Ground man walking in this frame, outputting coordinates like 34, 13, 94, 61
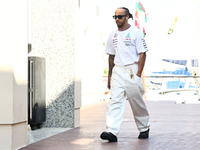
100, 7, 150, 142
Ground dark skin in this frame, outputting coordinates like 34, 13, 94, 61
107, 55, 115, 89
107, 9, 146, 89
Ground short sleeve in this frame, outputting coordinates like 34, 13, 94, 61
105, 33, 115, 55
136, 30, 148, 54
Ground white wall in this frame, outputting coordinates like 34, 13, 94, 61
0, 0, 28, 149
80, 0, 106, 106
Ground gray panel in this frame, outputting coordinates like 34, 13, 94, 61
28, 56, 46, 126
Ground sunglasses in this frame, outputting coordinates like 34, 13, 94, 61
113, 15, 127, 19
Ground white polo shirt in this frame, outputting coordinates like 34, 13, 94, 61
105, 25, 148, 66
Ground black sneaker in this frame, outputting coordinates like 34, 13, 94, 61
100, 132, 117, 142
138, 129, 150, 139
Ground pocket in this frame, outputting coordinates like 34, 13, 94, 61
135, 75, 145, 94
134, 74, 141, 81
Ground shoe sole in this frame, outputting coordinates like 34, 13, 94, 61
100, 133, 117, 142
138, 136, 149, 139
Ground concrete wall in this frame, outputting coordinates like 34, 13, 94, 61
29, 0, 79, 128
0, 1, 28, 149
30, 0, 106, 129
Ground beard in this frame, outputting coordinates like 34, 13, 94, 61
116, 19, 126, 28
117, 24, 123, 28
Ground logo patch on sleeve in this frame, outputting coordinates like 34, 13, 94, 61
142, 38, 148, 50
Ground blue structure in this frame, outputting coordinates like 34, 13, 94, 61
166, 81, 185, 89
162, 59, 187, 66
162, 59, 199, 67
191, 59, 199, 67
150, 59, 198, 90
152, 67, 191, 76
150, 59, 199, 76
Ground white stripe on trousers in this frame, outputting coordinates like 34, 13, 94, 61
106, 63, 150, 136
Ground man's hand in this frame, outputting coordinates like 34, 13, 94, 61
136, 73, 142, 77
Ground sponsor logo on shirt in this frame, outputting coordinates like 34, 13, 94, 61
113, 35, 118, 48
113, 38, 118, 42
124, 33, 131, 46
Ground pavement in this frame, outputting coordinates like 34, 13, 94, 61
20, 100, 200, 150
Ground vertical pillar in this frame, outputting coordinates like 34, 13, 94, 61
74, 0, 82, 127
0, 1, 28, 150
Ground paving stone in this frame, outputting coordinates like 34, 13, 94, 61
20, 101, 200, 150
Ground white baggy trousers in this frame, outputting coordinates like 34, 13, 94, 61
106, 63, 150, 136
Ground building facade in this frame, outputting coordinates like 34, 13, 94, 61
0, 0, 105, 149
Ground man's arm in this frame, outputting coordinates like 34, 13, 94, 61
108, 55, 115, 89
136, 52, 146, 77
